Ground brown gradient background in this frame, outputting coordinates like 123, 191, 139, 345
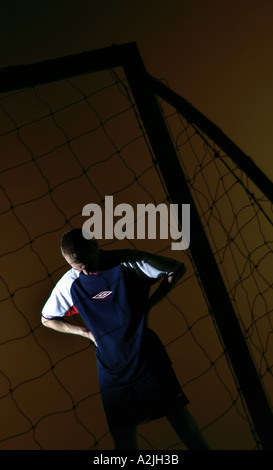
1, 0, 273, 451
1, 0, 273, 182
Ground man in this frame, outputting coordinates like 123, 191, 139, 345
41, 228, 210, 450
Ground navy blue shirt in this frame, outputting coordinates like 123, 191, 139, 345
42, 255, 179, 390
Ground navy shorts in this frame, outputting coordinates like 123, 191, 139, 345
100, 330, 189, 430
101, 366, 189, 430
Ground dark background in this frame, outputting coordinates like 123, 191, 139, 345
1, 0, 273, 181
1, 0, 272, 451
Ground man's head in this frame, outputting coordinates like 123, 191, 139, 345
61, 229, 99, 275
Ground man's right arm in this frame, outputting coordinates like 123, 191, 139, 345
41, 316, 98, 347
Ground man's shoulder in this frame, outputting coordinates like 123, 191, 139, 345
55, 268, 80, 290
99, 248, 146, 270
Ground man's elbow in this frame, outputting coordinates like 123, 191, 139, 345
41, 316, 51, 327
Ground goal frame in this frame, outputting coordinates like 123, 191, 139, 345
1, 42, 273, 449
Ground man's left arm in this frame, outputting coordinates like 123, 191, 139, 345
146, 262, 186, 312
101, 248, 186, 310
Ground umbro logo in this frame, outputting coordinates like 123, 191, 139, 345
92, 290, 112, 300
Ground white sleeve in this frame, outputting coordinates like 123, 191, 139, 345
41, 269, 80, 319
123, 259, 176, 280
135, 260, 169, 279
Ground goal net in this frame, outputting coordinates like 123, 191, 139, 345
0, 46, 272, 450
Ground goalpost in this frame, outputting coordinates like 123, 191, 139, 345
0, 43, 272, 450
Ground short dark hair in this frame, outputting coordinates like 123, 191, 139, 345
61, 229, 97, 262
